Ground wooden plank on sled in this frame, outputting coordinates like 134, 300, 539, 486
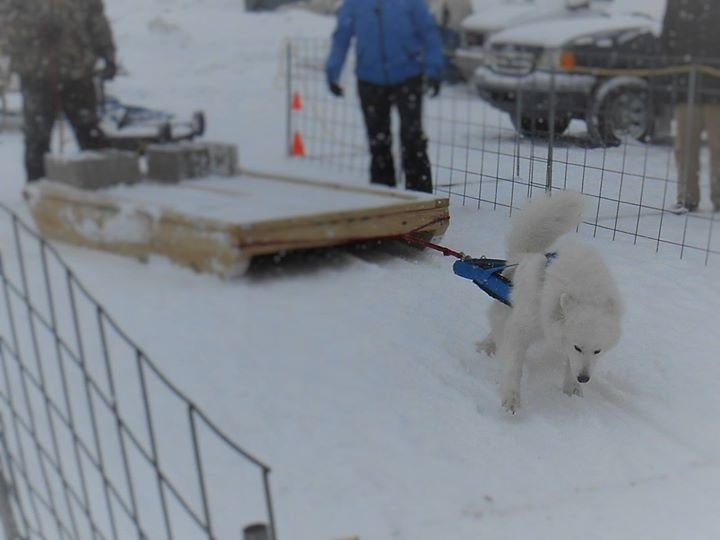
23, 172, 450, 278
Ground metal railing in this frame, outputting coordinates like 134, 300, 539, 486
0, 203, 277, 540
287, 38, 720, 265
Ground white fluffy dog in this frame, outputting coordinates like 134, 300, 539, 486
478, 191, 624, 413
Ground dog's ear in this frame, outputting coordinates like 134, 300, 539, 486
560, 293, 576, 315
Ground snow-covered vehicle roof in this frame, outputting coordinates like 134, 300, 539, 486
605, 0, 666, 21
462, 6, 545, 33
486, 10, 660, 48
461, 0, 582, 33
462, 0, 665, 34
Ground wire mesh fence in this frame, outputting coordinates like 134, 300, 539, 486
0, 203, 277, 540
287, 38, 720, 266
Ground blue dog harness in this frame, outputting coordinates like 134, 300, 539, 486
453, 253, 557, 307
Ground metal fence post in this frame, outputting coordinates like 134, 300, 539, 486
678, 64, 699, 260
263, 468, 277, 540
286, 41, 293, 157
546, 56, 557, 193
0, 471, 20, 540
0, 425, 22, 540
514, 81, 522, 180
681, 65, 698, 206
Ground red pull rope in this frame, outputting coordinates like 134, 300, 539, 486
399, 232, 466, 259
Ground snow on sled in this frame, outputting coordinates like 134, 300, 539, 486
100, 95, 206, 153
24, 159, 450, 278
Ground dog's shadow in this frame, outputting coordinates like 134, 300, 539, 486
448, 338, 637, 421
470, 344, 620, 420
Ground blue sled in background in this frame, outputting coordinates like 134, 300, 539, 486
99, 95, 206, 154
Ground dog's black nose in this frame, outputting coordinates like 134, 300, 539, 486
577, 374, 590, 384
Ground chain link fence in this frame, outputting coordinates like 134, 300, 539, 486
286, 38, 720, 265
0, 203, 277, 540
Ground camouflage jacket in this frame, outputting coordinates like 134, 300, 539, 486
660, 0, 720, 62
0, 0, 115, 80
660, 0, 720, 104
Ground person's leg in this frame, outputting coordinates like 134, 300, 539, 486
394, 75, 432, 193
674, 103, 704, 208
357, 79, 396, 187
60, 77, 109, 150
20, 78, 56, 181
703, 104, 720, 210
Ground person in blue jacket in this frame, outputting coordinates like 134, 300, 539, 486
325, 0, 444, 193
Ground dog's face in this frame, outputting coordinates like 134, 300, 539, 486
559, 294, 622, 384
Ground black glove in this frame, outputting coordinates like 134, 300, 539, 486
328, 82, 344, 97
100, 59, 117, 81
426, 78, 441, 98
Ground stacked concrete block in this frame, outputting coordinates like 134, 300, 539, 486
44, 150, 142, 189
146, 142, 239, 183
205, 142, 240, 176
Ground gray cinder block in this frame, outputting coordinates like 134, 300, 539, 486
44, 150, 142, 189
146, 141, 239, 183
204, 142, 239, 177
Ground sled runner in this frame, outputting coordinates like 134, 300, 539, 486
99, 95, 206, 153
453, 253, 557, 307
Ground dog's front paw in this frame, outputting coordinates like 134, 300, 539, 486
562, 381, 584, 398
501, 388, 521, 414
476, 338, 496, 356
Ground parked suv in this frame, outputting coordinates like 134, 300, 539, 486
473, 1, 671, 144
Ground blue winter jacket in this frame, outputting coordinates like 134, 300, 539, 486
325, 0, 444, 86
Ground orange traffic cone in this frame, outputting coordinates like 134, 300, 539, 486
291, 131, 306, 157
291, 91, 303, 111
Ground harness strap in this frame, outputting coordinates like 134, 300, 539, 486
453, 258, 514, 307
453, 253, 558, 307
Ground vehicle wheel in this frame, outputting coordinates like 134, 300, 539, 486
587, 76, 653, 146
509, 114, 570, 137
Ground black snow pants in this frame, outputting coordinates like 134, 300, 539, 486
357, 75, 433, 193
21, 76, 109, 181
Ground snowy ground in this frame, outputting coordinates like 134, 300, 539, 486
2, 1, 720, 539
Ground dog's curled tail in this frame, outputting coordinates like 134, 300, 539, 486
506, 190, 584, 259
